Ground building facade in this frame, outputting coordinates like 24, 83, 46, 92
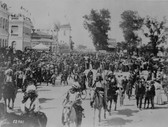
58, 23, 71, 52
31, 29, 58, 52
8, 13, 33, 51
0, 1, 9, 48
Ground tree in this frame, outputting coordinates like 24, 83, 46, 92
116, 41, 127, 51
120, 10, 144, 54
83, 9, 111, 51
143, 17, 167, 56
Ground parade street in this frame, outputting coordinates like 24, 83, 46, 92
12, 71, 168, 127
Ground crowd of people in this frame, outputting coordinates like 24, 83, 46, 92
0, 46, 168, 127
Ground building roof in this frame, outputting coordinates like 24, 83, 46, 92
31, 38, 54, 43
108, 38, 117, 48
32, 43, 49, 50
60, 24, 71, 29
31, 30, 53, 39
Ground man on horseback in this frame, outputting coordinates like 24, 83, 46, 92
4, 66, 13, 85
87, 69, 93, 87
90, 73, 106, 108
63, 84, 85, 126
3, 66, 17, 109
106, 73, 119, 111
21, 79, 39, 114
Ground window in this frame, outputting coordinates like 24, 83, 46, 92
5, 19, 8, 32
5, 40, 7, 47
23, 27, 31, 36
0, 39, 1, 47
0, 18, 2, 28
11, 25, 19, 36
2, 40, 4, 47
3, 18, 5, 29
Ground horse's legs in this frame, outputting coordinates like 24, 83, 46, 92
4, 98, 7, 106
104, 107, 106, 119
114, 102, 117, 111
93, 109, 96, 127
98, 108, 101, 123
109, 100, 112, 115
11, 98, 15, 109
8, 98, 11, 109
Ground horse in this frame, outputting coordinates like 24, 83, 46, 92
62, 104, 81, 127
3, 69, 17, 110
90, 88, 106, 126
0, 103, 47, 127
106, 85, 119, 115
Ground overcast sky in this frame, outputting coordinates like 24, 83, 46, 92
4, 0, 168, 49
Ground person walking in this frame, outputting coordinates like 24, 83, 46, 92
149, 81, 156, 109
135, 79, 146, 110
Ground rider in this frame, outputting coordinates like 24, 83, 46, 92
4, 66, 13, 85
87, 69, 93, 87
90, 73, 106, 107
21, 79, 39, 114
63, 84, 85, 125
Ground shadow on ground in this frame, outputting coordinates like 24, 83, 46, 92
117, 108, 139, 117
39, 98, 54, 104
153, 105, 168, 110
124, 104, 134, 106
38, 89, 51, 92
101, 117, 132, 126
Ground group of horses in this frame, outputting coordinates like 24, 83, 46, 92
0, 68, 48, 127
61, 70, 126, 127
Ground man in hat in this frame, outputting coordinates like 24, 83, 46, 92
149, 80, 155, 109
21, 79, 39, 114
63, 84, 85, 125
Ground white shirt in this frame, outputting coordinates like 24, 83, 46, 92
21, 97, 40, 113
95, 81, 103, 88
26, 84, 36, 93
68, 92, 79, 102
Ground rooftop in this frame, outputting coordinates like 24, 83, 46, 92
10, 14, 32, 24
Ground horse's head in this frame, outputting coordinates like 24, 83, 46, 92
90, 88, 96, 102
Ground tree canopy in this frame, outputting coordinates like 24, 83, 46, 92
83, 9, 111, 51
120, 10, 144, 54
143, 17, 167, 56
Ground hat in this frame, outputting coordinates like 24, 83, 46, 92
72, 84, 79, 89
27, 79, 35, 85
150, 80, 155, 84
69, 88, 76, 94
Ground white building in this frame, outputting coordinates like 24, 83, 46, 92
8, 13, 33, 51
31, 29, 58, 52
58, 23, 71, 50
0, 1, 9, 48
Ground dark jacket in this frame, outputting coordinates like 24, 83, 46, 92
135, 83, 145, 96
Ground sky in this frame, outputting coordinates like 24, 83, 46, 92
3, 0, 168, 49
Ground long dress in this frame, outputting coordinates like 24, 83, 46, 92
156, 86, 163, 105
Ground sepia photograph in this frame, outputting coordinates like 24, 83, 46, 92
0, 0, 168, 127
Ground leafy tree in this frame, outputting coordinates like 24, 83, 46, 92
116, 41, 127, 51
83, 9, 111, 50
143, 17, 167, 56
120, 10, 144, 54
